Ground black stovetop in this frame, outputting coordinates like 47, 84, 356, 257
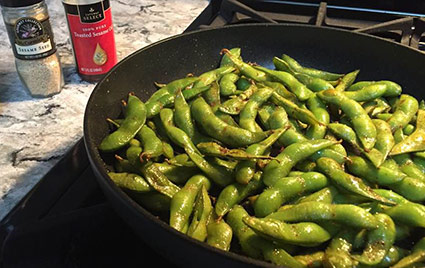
1, 1, 424, 267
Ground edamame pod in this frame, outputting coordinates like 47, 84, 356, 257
254, 172, 329, 217
254, 66, 313, 101
387, 94, 419, 133
318, 89, 377, 150
187, 185, 213, 241
99, 94, 147, 152
215, 172, 263, 218
108, 172, 152, 193
269, 201, 378, 229
281, 54, 343, 81
142, 163, 181, 198
262, 139, 337, 186
192, 97, 270, 147
170, 175, 211, 233
239, 86, 274, 132
316, 157, 395, 205
391, 110, 425, 155
206, 216, 233, 251
243, 216, 331, 247
352, 213, 396, 265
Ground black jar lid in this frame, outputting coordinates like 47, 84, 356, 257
0, 0, 43, 7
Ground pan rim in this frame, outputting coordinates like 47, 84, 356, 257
83, 22, 425, 267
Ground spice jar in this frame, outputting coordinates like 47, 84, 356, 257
0, 0, 64, 97
62, 0, 117, 82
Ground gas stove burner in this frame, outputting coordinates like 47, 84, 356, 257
194, 0, 425, 50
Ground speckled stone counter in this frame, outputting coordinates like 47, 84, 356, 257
0, 0, 209, 220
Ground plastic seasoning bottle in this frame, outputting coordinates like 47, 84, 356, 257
0, 0, 64, 97
62, 0, 117, 82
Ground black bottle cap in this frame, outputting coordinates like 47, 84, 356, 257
0, 0, 43, 8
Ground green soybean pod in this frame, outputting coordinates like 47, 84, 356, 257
318, 89, 376, 150
267, 106, 307, 146
334, 69, 359, 91
262, 139, 336, 187
187, 185, 213, 242
384, 203, 425, 228
108, 172, 152, 193
316, 157, 395, 205
243, 216, 331, 247
352, 213, 396, 266
147, 77, 198, 104
137, 125, 163, 161
221, 49, 270, 82
220, 47, 241, 67
235, 127, 287, 185
270, 202, 377, 230
388, 176, 425, 202
373, 119, 395, 165
169, 174, 211, 233
99, 94, 147, 152
226, 205, 304, 267
153, 162, 199, 185
348, 81, 374, 91
174, 90, 196, 139
391, 110, 425, 156
202, 80, 221, 110
255, 65, 314, 101
206, 216, 233, 251
219, 73, 240, 96
306, 94, 329, 140
346, 155, 406, 186
192, 97, 270, 147
323, 230, 357, 268
257, 103, 277, 132
125, 140, 142, 166
348, 80, 402, 97
272, 91, 322, 126
344, 83, 388, 101
215, 172, 263, 218
161, 141, 174, 160
226, 205, 263, 259
281, 54, 343, 81
294, 186, 339, 204
193, 66, 235, 88
263, 80, 299, 103
239, 86, 274, 132
387, 94, 419, 133
254, 172, 329, 217
141, 163, 181, 199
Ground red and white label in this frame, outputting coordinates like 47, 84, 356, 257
66, 5, 117, 76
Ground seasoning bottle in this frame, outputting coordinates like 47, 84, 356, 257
62, 0, 117, 82
0, 0, 64, 97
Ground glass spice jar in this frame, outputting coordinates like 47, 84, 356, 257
62, 0, 117, 82
0, 0, 64, 97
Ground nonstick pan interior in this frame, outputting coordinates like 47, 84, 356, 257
84, 24, 425, 267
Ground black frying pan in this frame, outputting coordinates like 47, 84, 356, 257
83, 24, 425, 267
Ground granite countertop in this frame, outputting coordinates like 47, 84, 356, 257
0, 0, 209, 220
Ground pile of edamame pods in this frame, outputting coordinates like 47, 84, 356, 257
98, 47, 425, 268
